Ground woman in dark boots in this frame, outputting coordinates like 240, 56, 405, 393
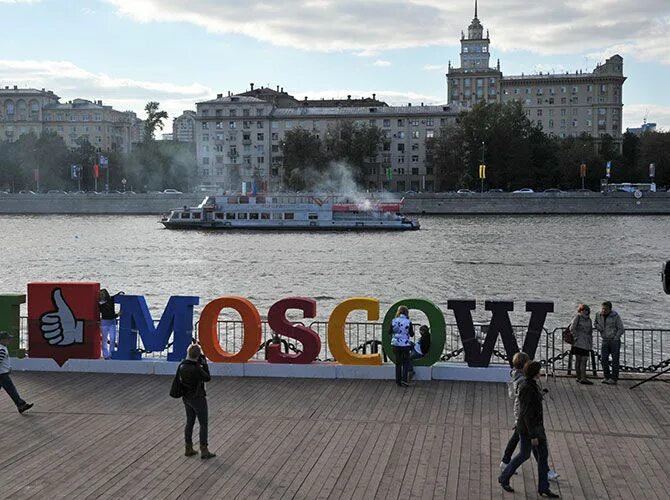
498, 361, 559, 498
178, 344, 216, 459
570, 304, 594, 384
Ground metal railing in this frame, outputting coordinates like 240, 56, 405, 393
14, 317, 670, 376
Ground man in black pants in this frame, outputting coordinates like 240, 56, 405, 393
0, 331, 34, 414
178, 344, 215, 459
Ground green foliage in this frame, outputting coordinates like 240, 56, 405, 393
143, 101, 169, 142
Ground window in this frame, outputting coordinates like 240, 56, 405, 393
243, 109, 250, 117
257, 132, 264, 140
573, 109, 579, 116
261, 213, 270, 220
237, 213, 248, 220
572, 86, 578, 93
464, 78, 471, 86
249, 213, 259, 220
412, 167, 419, 175
256, 108, 264, 116
412, 155, 419, 162
202, 168, 210, 176
202, 134, 209, 141
285, 121, 292, 129
257, 121, 263, 129
412, 131, 420, 139
397, 144, 405, 152
308, 213, 318, 220
426, 130, 434, 138
398, 131, 405, 139
548, 119, 554, 128
587, 85, 593, 92
561, 109, 567, 116
229, 121, 236, 129
398, 156, 405, 164
383, 119, 390, 127
537, 109, 543, 116
202, 122, 208, 130
230, 109, 237, 117
284, 212, 294, 220
397, 119, 404, 127
271, 132, 279, 140
411, 143, 419, 151
225, 213, 235, 220
202, 157, 210, 164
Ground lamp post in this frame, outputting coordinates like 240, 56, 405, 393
480, 140, 486, 193
580, 162, 586, 190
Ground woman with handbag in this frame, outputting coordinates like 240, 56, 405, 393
570, 304, 594, 384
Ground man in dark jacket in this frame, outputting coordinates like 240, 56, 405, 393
594, 301, 624, 385
178, 343, 215, 459
498, 361, 559, 497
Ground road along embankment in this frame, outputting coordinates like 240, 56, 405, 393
0, 192, 669, 215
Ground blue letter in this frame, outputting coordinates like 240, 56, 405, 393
112, 295, 199, 361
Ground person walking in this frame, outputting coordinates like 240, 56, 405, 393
98, 289, 120, 359
594, 301, 624, 385
499, 361, 559, 497
500, 352, 559, 482
570, 304, 594, 384
0, 331, 34, 414
178, 344, 215, 459
389, 305, 414, 387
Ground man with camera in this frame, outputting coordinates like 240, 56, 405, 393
178, 343, 215, 459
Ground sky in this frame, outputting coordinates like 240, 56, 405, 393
1, 0, 669, 131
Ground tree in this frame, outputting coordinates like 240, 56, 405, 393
425, 124, 466, 191
143, 101, 169, 142
281, 128, 326, 190
323, 121, 382, 186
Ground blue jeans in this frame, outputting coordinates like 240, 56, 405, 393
499, 432, 549, 494
0, 373, 26, 409
601, 338, 621, 381
392, 346, 412, 384
501, 426, 539, 464
183, 397, 209, 446
409, 349, 423, 373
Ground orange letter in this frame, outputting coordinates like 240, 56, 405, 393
327, 297, 381, 365
198, 297, 262, 363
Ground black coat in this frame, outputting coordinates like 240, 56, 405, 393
178, 357, 211, 399
516, 378, 544, 439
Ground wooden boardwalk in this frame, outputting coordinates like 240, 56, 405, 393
1, 372, 669, 499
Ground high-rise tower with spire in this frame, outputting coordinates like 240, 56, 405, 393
447, 1, 502, 108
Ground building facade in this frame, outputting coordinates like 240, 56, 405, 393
0, 87, 140, 153
172, 110, 196, 142
447, 5, 626, 145
195, 91, 458, 193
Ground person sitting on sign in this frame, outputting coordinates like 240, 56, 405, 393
408, 325, 431, 378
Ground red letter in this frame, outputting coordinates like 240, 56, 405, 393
266, 297, 320, 364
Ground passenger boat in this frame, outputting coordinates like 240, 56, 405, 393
159, 194, 420, 230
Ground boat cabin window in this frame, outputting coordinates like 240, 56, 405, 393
193, 212, 201, 219
284, 212, 294, 220
225, 213, 235, 220
308, 213, 318, 220
239, 196, 249, 204
249, 213, 259, 220
256, 195, 265, 203
180, 213, 191, 219
227, 196, 238, 204
272, 213, 282, 220
215, 213, 224, 219
261, 213, 270, 220
237, 213, 248, 220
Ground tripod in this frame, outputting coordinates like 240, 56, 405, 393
630, 362, 670, 390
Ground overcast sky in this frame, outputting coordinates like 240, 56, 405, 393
1, 0, 669, 130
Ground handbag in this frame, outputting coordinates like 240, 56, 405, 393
562, 325, 574, 345
169, 364, 184, 398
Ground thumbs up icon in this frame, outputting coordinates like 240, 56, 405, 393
40, 288, 84, 346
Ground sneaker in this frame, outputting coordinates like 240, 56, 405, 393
579, 379, 594, 385
547, 469, 559, 481
400, 381, 410, 387
18, 402, 34, 414
499, 461, 508, 470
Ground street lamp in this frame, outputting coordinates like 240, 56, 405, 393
480, 140, 486, 193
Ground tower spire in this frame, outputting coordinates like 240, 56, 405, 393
475, 0, 478, 19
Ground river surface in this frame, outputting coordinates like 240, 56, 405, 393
1, 214, 668, 328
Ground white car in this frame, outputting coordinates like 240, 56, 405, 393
512, 188, 534, 194
161, 189, 183, 194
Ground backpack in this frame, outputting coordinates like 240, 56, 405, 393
169, 363, 184, 398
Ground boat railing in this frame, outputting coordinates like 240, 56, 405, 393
14, 316, 670, 376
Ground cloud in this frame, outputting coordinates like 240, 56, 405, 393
0, 60, 212, 119
104, 0, 670, 64
423, 64, 446, 71
373, 59, 391, 67
624, 104, 670, 131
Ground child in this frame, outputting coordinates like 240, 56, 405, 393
0, 331, 33, 414
409, 325, 431, 377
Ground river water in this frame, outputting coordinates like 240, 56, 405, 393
1, 214, 668, 328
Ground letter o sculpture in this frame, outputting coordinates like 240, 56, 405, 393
382, 298, 446, 366
198, 296, 262, 363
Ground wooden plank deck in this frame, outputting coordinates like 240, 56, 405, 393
1, 372, 669, 499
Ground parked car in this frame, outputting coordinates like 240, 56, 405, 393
543, 188, 564, 193
161, 189, 183, 194
456, 189, 475, 194
512, 188, 534, 194
18, 190, 36, 194
47, 189, 68, 194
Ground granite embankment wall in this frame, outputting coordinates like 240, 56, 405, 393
0, 192, 669, 215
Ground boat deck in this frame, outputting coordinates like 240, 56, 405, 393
2, 372, 669, 499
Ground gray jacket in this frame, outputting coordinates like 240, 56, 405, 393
570, 313, 593, 350
508, 369, 525, 420
594, 310, 625, 341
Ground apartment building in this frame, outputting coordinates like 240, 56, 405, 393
0, 87, 141, 153
195, 91, 458, 192
447, 5, 625, 146
172, 110, 196, 142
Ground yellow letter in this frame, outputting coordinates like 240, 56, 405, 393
327, 297, 381, 365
